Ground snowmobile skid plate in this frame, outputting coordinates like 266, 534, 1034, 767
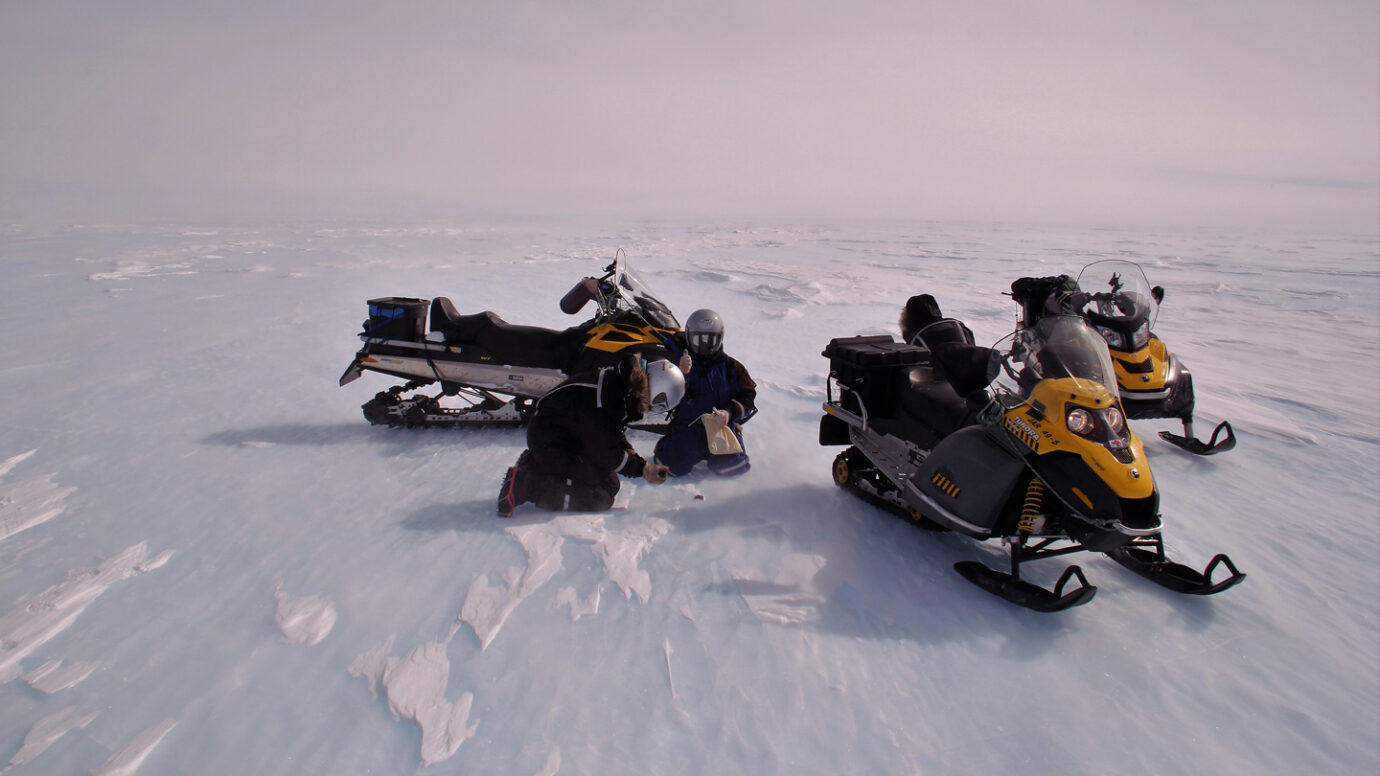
1159, 420, 1235, 456
954, 561, 1097, 612
1106, 545, 1246, 595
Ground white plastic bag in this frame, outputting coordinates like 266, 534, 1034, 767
700, 411, 743, 455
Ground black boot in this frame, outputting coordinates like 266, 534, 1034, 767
496, 450, 532, 517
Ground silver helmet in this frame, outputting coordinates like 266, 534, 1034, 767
685, 308, 725, 358
644, 359, 686, 415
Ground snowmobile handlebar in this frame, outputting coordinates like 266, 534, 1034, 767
1078, 290, 1152, 333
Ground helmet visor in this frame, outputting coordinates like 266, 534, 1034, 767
688, 331, 722, 357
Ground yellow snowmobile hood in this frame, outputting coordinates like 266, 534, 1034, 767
1002, 377, 1155, 502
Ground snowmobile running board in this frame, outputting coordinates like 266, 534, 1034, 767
1160, 419, 1236, 456
954, 561, 1097, 612
1107, 541, 1247, 596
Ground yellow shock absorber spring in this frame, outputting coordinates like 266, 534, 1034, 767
1018, 479, 1046, 534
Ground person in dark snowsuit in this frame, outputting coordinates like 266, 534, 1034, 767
900, 294, 999, 399
653, 309, 757, 477
497, 356, 685, 516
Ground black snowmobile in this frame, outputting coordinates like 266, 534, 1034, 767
819, 307, 1245, 612
1010, 260, 1235, 455
339, 254, 681, 428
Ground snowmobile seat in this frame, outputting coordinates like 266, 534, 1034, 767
931, 343, 998, 398
876, 367, 979, 450
914, 318, 974, 348
430, 298, 588, 370
430, 296, 463, 334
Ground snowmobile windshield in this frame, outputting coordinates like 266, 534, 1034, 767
992, 316, 1120, 405
1076, 260, 1157, 351
612, 260, 681, 330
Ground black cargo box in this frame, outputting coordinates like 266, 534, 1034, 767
365, 297, 429, 340
824, 335, 928, 416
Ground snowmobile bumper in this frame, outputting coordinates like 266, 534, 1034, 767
339, 358, 365, 386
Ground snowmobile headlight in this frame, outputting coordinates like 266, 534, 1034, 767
1104, 406, 1125, 434
1130, 322, 1151, 350
1066, 407, 1095, 435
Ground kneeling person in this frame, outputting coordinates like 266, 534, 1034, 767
497, 357, 685, 516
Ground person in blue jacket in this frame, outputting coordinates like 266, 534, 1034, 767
653, 309, 757, 477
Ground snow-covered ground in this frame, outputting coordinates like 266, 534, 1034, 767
1, 220, 1376, 775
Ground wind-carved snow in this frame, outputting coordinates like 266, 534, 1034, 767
0, 449, 35, 478
732, 553, 830, 625
535, 747, 561, 776
22, 658, 100, 693
347, 636, 478, 767
87, 259, 197, 281
553, 586, 601, 620
80, 237, 274, 282
5, 706, 99, 769
460, 513, 672, 650
91, 718, 176, 776
663, 638, 678, 700
0, 449, 75, 543
347, 512, 673, 766
0, 543, 173, 683
555, 514, 673, 602
273, 589, 337, 646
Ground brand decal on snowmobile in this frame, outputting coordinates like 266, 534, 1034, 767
1005, 417, 1040, 452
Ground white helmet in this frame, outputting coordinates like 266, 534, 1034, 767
685, 308, 725, 358
644, 358, 686, 415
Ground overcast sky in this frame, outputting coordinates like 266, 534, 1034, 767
2, 0, 1376, 231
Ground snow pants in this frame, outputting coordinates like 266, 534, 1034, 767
526, 451, 621, 512
653, 423, 750, 477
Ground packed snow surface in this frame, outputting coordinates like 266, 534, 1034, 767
0, 220, 1376, 775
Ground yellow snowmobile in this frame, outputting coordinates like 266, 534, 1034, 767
1011, 261, 1236, 455
820, 311, 1245, 611
339, 253, 680, 428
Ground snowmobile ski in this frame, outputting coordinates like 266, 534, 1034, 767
1159, 419, 1236, 456
1106, 539, 1247, 595
954, 561, 1097, 612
